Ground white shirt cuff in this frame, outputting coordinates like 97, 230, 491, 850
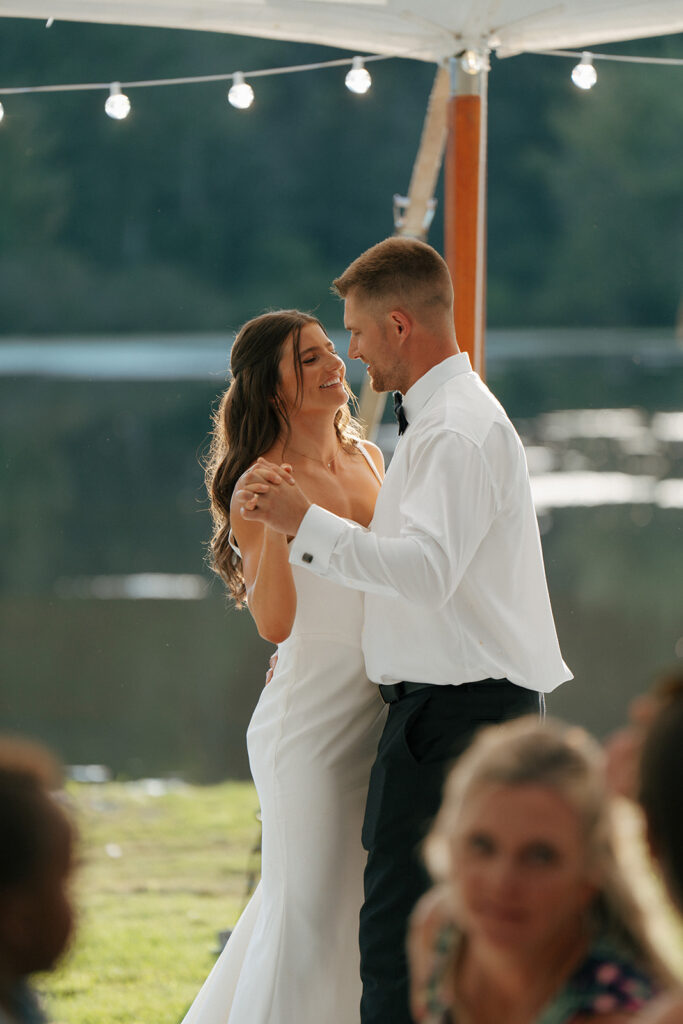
289, 504, 347, 574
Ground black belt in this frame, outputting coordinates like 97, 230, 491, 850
377, 678, 530, 706
378, 681, 434, 704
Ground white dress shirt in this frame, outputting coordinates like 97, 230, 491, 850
290, 353, 572, 693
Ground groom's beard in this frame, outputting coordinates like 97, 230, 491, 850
365, 360, 406, 395
364, 327, 403, 395
366, 365, 391, 393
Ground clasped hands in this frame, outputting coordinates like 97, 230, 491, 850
235, 458, 311, 536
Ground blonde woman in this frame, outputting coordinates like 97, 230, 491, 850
409, 717, 667, 1024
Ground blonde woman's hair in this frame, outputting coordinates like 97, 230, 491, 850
424, 716, 668, 980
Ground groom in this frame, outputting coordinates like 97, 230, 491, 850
238, 237, 572, 1023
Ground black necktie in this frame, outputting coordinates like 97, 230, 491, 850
393, 391, 408, 436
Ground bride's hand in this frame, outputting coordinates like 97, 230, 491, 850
235, 459, 295, 513
237, 464, 311, 535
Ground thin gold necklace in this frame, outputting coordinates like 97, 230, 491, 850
285, 442, 341, 470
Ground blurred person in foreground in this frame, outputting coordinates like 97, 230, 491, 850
605, 670, 683, 1024
409, 717, 668, 1024
0, 737, 75, 1024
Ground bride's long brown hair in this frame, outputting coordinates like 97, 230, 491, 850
205, 310, 363, 606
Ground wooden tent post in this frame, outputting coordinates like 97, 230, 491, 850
444, 54, 489, 378
358, 65, 449, 437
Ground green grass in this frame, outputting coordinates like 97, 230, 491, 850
40, 780, 261, 1024
37, 784, 683, 1023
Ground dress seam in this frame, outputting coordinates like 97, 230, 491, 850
264, 641, 297, 1024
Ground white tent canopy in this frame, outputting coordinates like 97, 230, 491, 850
2, 1, 680, 384
2, 1, 683, 61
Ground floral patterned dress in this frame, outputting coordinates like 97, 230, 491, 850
423, 929, 656, 1024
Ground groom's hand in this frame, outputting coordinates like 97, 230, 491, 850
265, 651, 278, 686
235, 458, 295, 509
236, 458, 311, 536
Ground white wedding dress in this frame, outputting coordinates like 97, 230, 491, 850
181, 450, 386, 1024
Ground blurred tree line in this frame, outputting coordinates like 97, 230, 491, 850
0, 20, 681, 334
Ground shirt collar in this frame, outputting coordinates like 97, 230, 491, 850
402, 352, 472, 425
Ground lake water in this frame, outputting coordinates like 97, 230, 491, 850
1, 329, 681, 778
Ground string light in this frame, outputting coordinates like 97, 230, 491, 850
537, 48, 683, 67
571, 53, 597, 90
0, 52, 396, 105
104, 82, 131, 119
345, 57, 372, 95
227, 71, 254, 109
0, 46, 679, 122
460, 49, 485, 75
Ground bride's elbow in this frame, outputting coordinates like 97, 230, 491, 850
252, 603, 295, 644
258, 622, 292, 645
247, 585, 296, 644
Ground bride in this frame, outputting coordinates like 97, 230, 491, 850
181, 310, 386, 1024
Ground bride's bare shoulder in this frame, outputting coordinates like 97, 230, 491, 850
357, 439, 385, 476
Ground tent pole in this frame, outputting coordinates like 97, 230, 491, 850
444, 54, 489, 379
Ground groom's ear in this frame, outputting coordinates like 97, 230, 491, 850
388, 308, 412, 346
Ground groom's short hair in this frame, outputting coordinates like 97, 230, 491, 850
332, 237, 453, 317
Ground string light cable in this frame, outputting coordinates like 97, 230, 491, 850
0, 43, 680, 122
534, 48, 683, 67
0, 50, 412, 108
535, 47, 683, 90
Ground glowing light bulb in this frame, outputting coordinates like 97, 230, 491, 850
228, 72, 254, 110
0, 102, 4, 124
105, 82, 131, 120
345, 57, 371, 95
460, 49, 484, 75
571, 53, 597, 90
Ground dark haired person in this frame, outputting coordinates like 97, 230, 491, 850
237, 237, 572, 1024
605, 671, 683, 1024
0, 737, 75, 1024
181, 311, 386, 1024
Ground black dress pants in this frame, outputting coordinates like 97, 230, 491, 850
358, 678, 541, 1024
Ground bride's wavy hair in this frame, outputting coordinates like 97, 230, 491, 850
205, 310, 362, 606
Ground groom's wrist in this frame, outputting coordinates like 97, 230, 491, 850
289, 505, 345, 572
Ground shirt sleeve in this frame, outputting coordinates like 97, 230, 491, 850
289, 431, 500, 610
